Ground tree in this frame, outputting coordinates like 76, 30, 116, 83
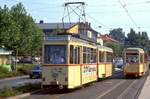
0, 3, 43, 56
109, 28, 125, 44
125, 28, 150, 51
125, 28, 139, 47
105, 42, 123, 57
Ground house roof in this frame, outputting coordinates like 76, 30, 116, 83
98, 34, 120, 43
0, 48, 12, 55
36, 23, 76, 30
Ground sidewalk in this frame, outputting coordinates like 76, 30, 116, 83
138, 74, 150, 99
0, 75, 28, 82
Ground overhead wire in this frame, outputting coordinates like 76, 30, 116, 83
118, 0, 139, 29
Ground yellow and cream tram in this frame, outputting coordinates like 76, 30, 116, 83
42, 22, 113, 89
97, 46, 113, 79
123, 48, 148, 78
42, 35, 113, 89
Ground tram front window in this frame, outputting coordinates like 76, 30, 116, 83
44, 45, 66, 64
126, 53, 139, 63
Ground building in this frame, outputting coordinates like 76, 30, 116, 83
97, 34, 120, 44
36, 21, 99, 43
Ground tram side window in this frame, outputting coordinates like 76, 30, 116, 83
87, 48, 91, 63
83, 47, 96, 64
140, 54, 144, 63
44, 45, 66, 64
99, 51, 104, 62
83, 47, 87, 63
106, 52, 113, 62
90, 48, 96, 63
70, 45, 80, 64
70, 45, 74, 64
93, 49, 96, 63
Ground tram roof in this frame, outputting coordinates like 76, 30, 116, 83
125, 47, 144, 53
98, 45, 113, 53
36, 23, 76, 30
44, 35, 97, 44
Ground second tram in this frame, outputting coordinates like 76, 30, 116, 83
123, 48, 149, 78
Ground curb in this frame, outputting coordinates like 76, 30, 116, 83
6, 88, 48, 99
6, 93, 30, 99
0, 75, 28, 82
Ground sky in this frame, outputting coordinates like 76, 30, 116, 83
0, 0, 150, 37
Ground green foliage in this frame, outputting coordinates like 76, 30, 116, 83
0, 3, 43, 56
0, 66, 13, 79
125, 28, 150, 51
0, 66, 10, 74
0, 83, 41, 97
0, 64, 34, 79
0, 87, 19, 97
109, 28, 125, 44
105, 42, 123, 57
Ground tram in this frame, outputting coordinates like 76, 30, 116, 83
97, 46, 113, 78
42, 23, 113, 89
123, 48, 149, 78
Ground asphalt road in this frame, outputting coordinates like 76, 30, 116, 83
0, 63, 146, 98
21, 69, 147, 99
0, 75, 41, 89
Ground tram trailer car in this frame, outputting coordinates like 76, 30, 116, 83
123, 48, 149, 78
42, 35, 113, 89
97, 45, 113, 79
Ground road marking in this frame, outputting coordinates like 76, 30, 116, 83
96, 80, 126, 99
104, 81, 112, 84
16, 80, 30, 84
117, 80, 137, 99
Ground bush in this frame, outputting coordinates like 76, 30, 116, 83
0, 83, 41, 97
0, 87, 20, 97
0, 66, 10, 74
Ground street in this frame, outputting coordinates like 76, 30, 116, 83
0, 76, 41, 89
21, 70, 147, 99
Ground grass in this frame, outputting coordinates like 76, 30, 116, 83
0, 83, 41, 98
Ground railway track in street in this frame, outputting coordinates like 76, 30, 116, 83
21, 70, 148, 99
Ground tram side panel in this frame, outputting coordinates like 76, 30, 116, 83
68, 65, 81, 89
81, 64, 97, 84
97, 49, 113, 78
98, 63, 106, 78
105, 63, 113, 77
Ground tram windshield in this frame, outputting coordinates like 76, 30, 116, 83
126, 53, 139, 63
44, 45, 66, 64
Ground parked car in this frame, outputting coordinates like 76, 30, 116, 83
29, 65, 42, 79
114, 58, 123, 69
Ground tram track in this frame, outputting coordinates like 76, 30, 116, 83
21, 71, 147, 99
97, 75, 147, 99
